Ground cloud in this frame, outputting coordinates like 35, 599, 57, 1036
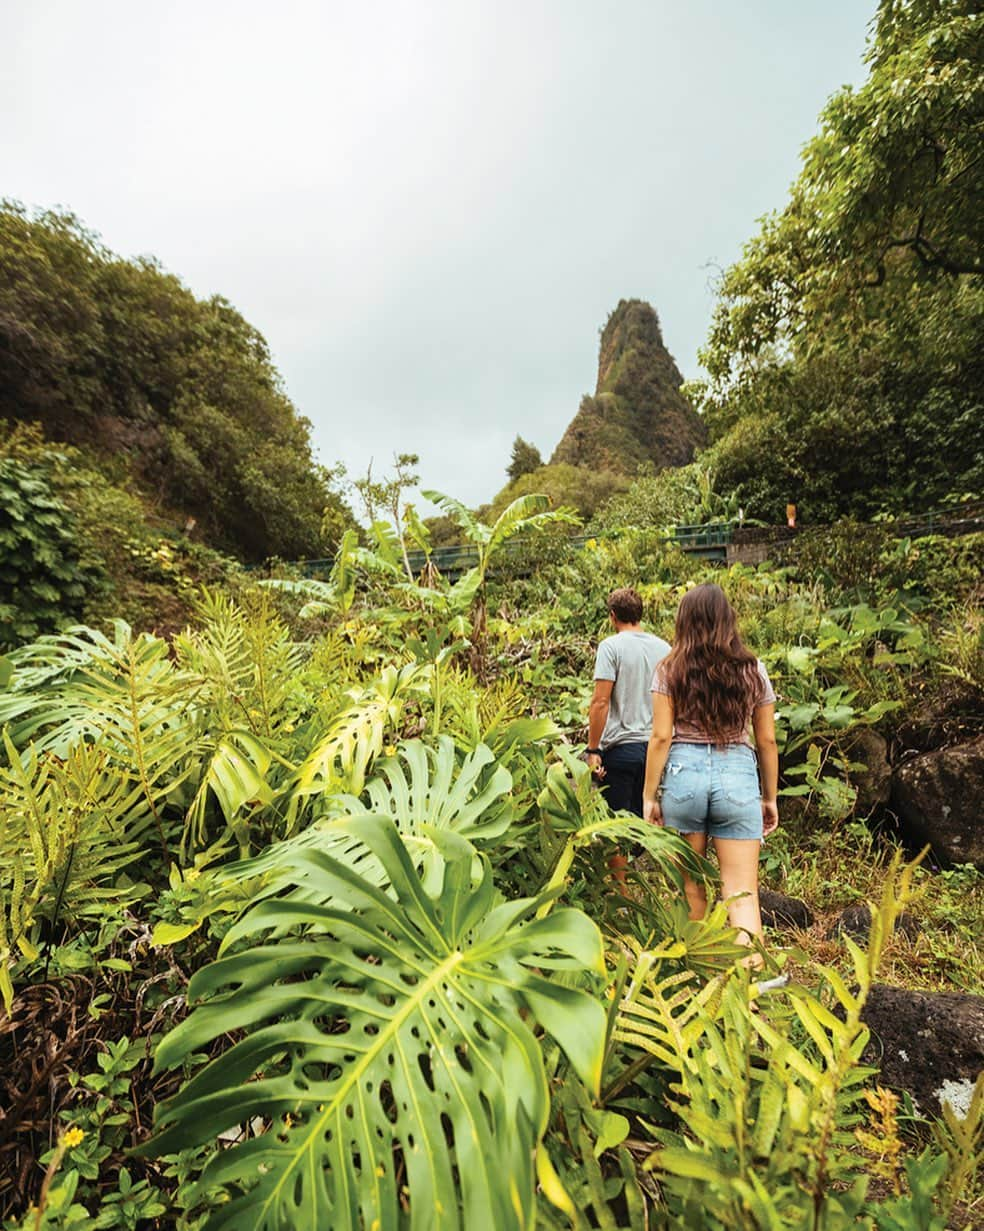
2, 0, 870, 509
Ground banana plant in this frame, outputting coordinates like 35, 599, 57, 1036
421, 491, 580, 589
143, 815, 607, 1231
421, 492, 580, 666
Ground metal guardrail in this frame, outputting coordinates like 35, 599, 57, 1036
273, 504, 981, 582
894, 500, 984, 539
280, 523, 734, 581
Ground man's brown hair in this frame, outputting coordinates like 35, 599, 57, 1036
608, 587, 643, 624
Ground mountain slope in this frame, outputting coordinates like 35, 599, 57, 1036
0, 202, 351, 561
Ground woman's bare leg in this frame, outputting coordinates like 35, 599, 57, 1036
680, 832, 709, 920
714, 837, 763, 952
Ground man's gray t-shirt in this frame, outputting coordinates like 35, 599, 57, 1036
594, 631, 671, 749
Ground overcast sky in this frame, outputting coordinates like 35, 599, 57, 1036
4, 2, 871, 510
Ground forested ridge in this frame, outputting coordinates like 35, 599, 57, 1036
0, 203, 352, 562
1, 1, 983, 1229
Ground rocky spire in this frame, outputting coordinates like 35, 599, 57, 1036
550, 299, 705, 474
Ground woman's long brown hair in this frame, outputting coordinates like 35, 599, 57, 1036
660, 583, 761, 741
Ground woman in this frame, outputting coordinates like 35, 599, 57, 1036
642, 583, 778, 947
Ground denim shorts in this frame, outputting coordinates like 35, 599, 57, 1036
660, 741, 763, 840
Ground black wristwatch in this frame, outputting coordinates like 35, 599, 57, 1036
587, 748, 603, 756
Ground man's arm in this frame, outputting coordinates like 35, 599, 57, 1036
587, 679, 614, 777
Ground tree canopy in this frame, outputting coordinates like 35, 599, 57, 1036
691, 0, 983, 522
0, 203, 352, 559
506, 435, 543, 483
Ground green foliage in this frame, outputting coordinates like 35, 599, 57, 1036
0, 457, 101, 647
143, 816, 606, 1231
0, 737, 147, 1010
690, 1, 984, 521
2, 506, 981, 1227
637, 855, 959, 1230
594, 461, 744, 532
0, 202, 353, 560
489, 462, 631, 522
5, 1039, 169, 1231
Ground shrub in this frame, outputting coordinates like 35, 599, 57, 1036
0, 458, 102, 648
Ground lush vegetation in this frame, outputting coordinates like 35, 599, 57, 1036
0, 203, 353, 561
1, 3, 982, 1227
686, 0, 983, 522
0, 424, 243, 648
1, 499, 981, 1228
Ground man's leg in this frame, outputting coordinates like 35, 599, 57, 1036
601, 743, 647, 816
602, 744, 648, 886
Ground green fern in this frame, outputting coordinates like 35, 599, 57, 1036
0, 736, 145, 1010
639, 853, 936, 1229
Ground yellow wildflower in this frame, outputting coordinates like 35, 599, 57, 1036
184, 868, 201, 883
384, 745, 397, 757
63, 1127, 85, 1148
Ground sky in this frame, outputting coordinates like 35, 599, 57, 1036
3, 1, 872, 511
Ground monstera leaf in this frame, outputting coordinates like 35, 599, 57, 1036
357, 737, 514, 888
145, 816, 606, 1231
220, 736, 516, 899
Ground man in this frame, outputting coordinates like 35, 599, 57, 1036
587, 587, 670, 818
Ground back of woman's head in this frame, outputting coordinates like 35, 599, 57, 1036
661, 583, 760, 740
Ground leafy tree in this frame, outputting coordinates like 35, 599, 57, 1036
595, 461, 744, 531
490, 462, 630, 522
690, 0, 983, 520
0, 203, 354, 560
506, 435, 543, 483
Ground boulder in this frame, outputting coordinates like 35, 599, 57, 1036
759, 889, 813, 931
827, 903, 920, 943
860, 985, 984, 1117
891, 736, 984, 869
848, 729, 892, 817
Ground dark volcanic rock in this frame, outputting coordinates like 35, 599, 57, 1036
759, 889, 813, 930
848, 729, 892, 817
550, 300, 705, 475
891, 736, 984, 869
828, 904, 920, 943
861, 985, 984, 1116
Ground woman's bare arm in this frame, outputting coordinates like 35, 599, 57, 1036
643, 692, 674, 822
752, 702, 779, 835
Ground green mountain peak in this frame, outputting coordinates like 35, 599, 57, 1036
550, 299, 705, 474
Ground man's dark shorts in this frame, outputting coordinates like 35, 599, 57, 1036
601, 741, 647, 817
